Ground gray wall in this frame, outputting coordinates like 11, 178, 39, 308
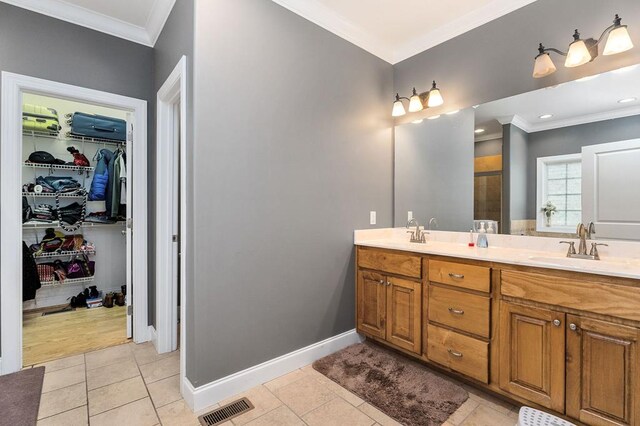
0, 3, 155, 353
475, 138, 503, 158
393, 0, 640, 118
190, 0, 393, 384
394, 110, 475, 230
525, 115, 640, 218
152, 0, 195, 328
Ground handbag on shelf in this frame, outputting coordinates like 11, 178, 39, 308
67, 146, 90, 167
36, 264, 55, 282
27, 151, 64, 165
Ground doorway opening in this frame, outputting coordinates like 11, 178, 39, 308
1, 72, 149, 374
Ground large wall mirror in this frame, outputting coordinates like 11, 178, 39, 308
394, 64, 640, 240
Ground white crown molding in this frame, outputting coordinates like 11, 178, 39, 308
0, 0, 175, 47
272, 0, 538, 64
393, 0, 539, 63
527, 106, 640, 133
474, 132, 503, 142
271, 0, 395, 63
147, 0, 177, 46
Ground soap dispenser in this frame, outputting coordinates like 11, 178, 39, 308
477, 222, 489, 248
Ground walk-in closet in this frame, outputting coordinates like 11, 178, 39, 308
21, 93, 131, 366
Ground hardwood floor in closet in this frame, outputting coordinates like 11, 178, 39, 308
22, 306, 129, 366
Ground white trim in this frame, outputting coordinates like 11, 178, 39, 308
527, 105, 640, 133
0, 0, 175, 47
392, 0, 538, 64
146, 0, 177, 46
536, 153, 582, 234
149, 325, 158, 349
1, 72, 149, 375
271, 0, 537, 64
495, 107, 640, 134
155, 56, 188, 356
183, 329, 363, 412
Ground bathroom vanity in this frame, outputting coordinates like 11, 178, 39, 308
355, 229, 640, 426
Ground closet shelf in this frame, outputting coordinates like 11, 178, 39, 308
22, 191, 87, 198
23, 130, 125, 146
33, 249, 96, 259
23, 162, 95, 173
23, 221, 125, 230
40, 276, 94, 287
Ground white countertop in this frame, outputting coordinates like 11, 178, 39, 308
354, 228, 640, 280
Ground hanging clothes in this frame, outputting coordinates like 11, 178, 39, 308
23, 241, 41, 301
108, 148, 126, 218
89, 149, 113, 201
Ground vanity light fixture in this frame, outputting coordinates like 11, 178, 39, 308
391, 81, 444, 117
474, 128, 485, 134
533, 14, 634, 78
539, 114, 553, 119
618, 97, 637, 103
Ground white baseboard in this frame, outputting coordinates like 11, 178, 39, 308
182, 329, 363, 411
149, 326, 158, 350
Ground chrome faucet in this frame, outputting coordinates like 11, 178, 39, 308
428, 217, 438, 230
406, 218, 427, 243
559, 222, 607, 260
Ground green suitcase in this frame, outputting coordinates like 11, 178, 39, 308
23, 104, 62, 134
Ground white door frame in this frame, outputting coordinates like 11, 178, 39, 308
0, 72, 149, 374
155, 56, 188, 391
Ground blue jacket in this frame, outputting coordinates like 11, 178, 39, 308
89, 149, 113, 201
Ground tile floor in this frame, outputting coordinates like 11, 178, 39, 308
31, 342, 521, 425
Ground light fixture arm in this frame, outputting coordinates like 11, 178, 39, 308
537, 43, 567, 57
595, 14, 624, 46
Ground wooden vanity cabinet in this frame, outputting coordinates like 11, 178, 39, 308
566, 315, 640, 426
356, 249, 422, 354
499, 301, 566, 413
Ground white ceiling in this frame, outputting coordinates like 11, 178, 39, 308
474, 65, 640, 137
271, 0, 539, 63
0, 0, 176, 46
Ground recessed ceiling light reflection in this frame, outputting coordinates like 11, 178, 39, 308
612, 64, 639, 74
446, 110, 460, 115
474, 128, 485, 134
412, 119, 424, 124
539, 114, 553, 119
618, 97, 637, 103
427, 115, 441, 120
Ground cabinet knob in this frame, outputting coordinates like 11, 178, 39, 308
379, 279, 385, 285
569, 323, 578, 331
553, 319, 561, 327
386, 281, 392, 286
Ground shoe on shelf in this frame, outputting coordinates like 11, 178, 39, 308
115, 292, 125, 307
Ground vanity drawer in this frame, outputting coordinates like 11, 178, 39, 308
358, 247, 421, 278
427, 324, 488, 383
428, 286, 490, 338
501, 270, 640, 322
428, 260, 490, 293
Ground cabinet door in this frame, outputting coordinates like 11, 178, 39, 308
386, 277, 421, 353
566, 315, 640, 426
356, 270, 386, 338
499, 302, 565, 412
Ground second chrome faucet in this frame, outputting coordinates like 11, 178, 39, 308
559, 222, 608, 260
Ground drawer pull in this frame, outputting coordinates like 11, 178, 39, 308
448, 273, 465, 279
448, 307, 465, 315
447, 349, 463, 358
